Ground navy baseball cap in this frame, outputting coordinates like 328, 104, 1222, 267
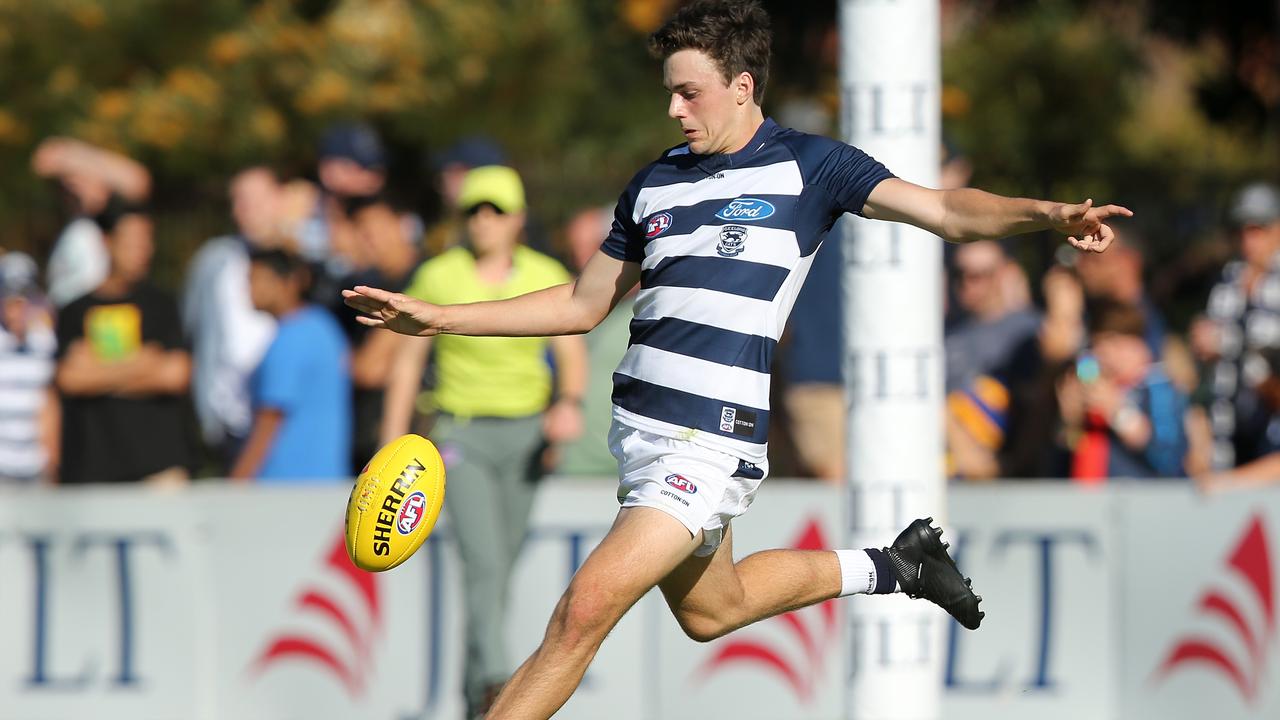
433, 136, 507, 171
319, 123, 387, 170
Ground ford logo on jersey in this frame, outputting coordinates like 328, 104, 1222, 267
715, 198, 775, 222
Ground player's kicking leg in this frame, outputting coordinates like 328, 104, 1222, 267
660, 518, 984, 645
486, 513, 983, 720
483, 506, 703, 720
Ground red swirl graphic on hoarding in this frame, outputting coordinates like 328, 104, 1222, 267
700, 517, 837, 703
250, 529, 382, 696
1154, 514, 1275, 703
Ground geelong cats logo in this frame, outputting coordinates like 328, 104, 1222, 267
717, 225, 748, 257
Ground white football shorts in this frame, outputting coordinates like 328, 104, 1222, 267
608, 421, 768, 557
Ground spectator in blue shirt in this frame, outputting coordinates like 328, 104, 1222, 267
231, 248, 351, 482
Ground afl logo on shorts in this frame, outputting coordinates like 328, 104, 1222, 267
665, 474, 698, 494
397, 491, 427, 535
645, 212, 673, 239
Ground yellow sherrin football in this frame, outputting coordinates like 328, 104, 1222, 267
345, 433, 446, 572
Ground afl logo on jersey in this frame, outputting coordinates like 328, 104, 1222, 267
715, 198, 775, 222
645, 212, 674, 239
716, 225, 748, 257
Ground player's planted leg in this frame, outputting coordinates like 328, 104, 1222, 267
484, 508, 704, 720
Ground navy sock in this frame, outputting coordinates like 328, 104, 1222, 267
864, 547, 898, 594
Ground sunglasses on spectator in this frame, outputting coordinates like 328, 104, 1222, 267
464, 202, 506, 217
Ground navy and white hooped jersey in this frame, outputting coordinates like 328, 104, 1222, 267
601, 118, 894, 461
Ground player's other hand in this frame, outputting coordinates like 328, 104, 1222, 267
1049, 199, 1133, 253
342, 285, 442, 336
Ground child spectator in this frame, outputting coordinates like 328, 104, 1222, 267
230, 248, 350, 482
0, 252, 58, 483
1061, 300, 1188, 481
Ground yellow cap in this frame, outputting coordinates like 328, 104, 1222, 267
457, 165, 526, 214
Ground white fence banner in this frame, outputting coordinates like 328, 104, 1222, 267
944, 486, 1116, 720
1116, 486, 1280, 719
3, 481, 1280, 719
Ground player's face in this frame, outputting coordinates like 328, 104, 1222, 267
664, 49, 741, 155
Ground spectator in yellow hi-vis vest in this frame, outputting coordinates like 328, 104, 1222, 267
379, 165, 587, 719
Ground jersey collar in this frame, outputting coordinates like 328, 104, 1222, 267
695, 117, 780, 174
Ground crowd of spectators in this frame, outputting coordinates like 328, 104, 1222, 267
0, 125, 591, 487
941, 183, 1280, 489
3, 124, 1280, 491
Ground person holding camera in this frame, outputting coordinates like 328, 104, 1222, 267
1059, 300, 1188, 481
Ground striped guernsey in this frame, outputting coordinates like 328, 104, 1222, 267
601, 118, 894, 461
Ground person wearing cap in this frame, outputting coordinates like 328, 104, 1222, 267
378, 165, 587, 719
0, 252, 59, 484
317, 122, 388, 200
434, 135, 508, 209
296, 122, 390, 308
423, 135, 509, 257
1199, 181, 1280, 471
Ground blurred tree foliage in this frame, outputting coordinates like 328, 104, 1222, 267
0, 0, 677, 273
945, 0, 1278, 218
942, 0, 1280, 323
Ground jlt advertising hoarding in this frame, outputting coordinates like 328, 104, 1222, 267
1, 481, 1278, 719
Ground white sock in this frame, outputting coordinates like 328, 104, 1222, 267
835, 549, 878, 596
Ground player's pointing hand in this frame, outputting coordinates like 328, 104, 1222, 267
342, 285, 443, 336
1049, 198, 1134, 253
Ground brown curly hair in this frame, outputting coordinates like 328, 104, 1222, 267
648, 0, 773, 105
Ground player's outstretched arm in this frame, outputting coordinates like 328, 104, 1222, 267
863, 178, 1132, 251
342, 250, 640, 338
